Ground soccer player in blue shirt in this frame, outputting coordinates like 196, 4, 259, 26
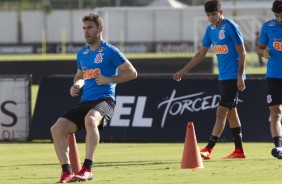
173, 0, 246, 159
256, 0, 282, 159
50, 13, 137, 183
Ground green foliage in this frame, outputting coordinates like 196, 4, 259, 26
42, 0, 52, 14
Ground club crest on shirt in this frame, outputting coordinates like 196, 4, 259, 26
94, 53, 104, 63
219, 30, 225, 40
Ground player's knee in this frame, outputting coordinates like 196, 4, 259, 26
50, 120, 64, 135
84, 116, 99, 129
50, 124, 57, 136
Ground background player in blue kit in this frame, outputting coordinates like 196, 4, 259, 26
256, 0, 282, 159
50, 13, 137, 183
173, 0, 246, 159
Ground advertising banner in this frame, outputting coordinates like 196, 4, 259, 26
0, 76, 31, 141
30, 76, 272, 142
101, 77, 270, 142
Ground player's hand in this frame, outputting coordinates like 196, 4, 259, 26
70, 85, 81, 97
237, 77, 246, 92
173, 70, 186, 82
95, 73, 111, 85
263, 48, 270, 59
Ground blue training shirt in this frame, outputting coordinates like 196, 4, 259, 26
202, 18, 246, 81
77, 41, 127, 102
260, 19, 282, 79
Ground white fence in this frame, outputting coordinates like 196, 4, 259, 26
0, 5, 274, 52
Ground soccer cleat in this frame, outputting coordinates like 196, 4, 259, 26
56, 172, 74, 183
223, 149, 246, 159
271, 146, 282, 159
200, 147, 212, 160
72, 166, 94, 182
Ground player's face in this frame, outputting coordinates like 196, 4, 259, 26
274, 13, 282, 25
83, 21, 100, 45
206, 10, 223, 27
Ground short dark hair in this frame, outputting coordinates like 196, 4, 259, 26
204, 0, 222, 13
272, 0, 282, 13
82, 13, 104, 28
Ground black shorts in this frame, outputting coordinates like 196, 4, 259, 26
61, 97, 115, 131
219, 79, 239, 109
266, 78, 282, 106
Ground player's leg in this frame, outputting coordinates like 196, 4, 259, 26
267, 78, 282, 159
223, 107, 245, 159
212, 106, 229, 136
84, 109, 102, 164
200, 80, 235, 159
73, 99, 114, 181
270, 105, 282, 159
269, 105, 282, 145
50, 117, 78, 183
200, 105, 229, 159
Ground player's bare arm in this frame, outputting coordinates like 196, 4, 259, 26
173, 46, 209, 81
95, 60, 137, 85
70, 69, 84, 97
256, 44, 270, 59
235, 44, 246, 91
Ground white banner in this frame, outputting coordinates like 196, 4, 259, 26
0, 76, 31, 140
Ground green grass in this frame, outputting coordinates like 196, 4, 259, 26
31, 85, 39, 114
0, 54, 77, 61
0, 142, 279, 184
0, 52, 261, 62
0, 53, 196, 61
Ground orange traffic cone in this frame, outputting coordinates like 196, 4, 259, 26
181, 122, 204, 169
67, 133, 81, 174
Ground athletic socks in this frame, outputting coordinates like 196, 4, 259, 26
61, 159, 93, 174
231, 127, 243, 150
62, 164, 73, 174
206, 135, 219, 149
273, 136, 282, 147
205, 127, 244, 154
83, 159, 93, 170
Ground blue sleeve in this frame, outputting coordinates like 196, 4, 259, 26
202, 27, 212, 48
259, 23, 268, 45
228, 23, 244, 46
110, 47, 127, 67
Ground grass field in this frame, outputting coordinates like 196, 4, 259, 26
0, 53, 206, 61
0, 142, 280, 184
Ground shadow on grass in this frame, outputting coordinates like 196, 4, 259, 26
94, 160, 179, 167
0, 160, 179, 168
